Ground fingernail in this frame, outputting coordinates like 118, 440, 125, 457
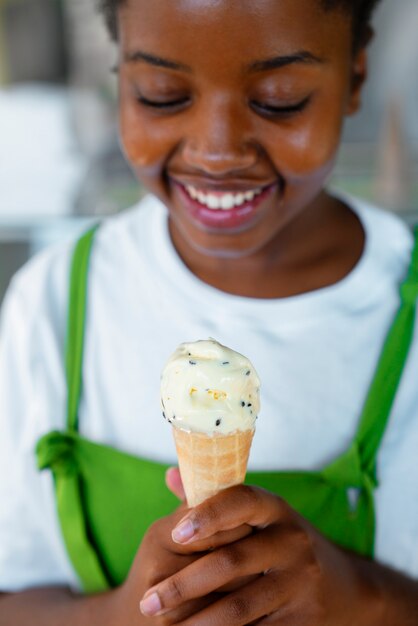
140, 592, 162, 616
172, 517, 195, 543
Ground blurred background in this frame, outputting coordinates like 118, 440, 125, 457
0, 0, 417, 303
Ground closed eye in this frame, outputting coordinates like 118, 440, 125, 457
135, 94, 312, 116
250, 96, 311, 118
136, 95, 190, 109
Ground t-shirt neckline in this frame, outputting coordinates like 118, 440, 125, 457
148, 193, 383, 322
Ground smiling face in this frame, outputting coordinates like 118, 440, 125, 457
117, 0, 367, 260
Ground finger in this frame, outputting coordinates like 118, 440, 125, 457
177, 571, 286, 626
173, 524, 253, 555
140, 593, 222, 623
255, 610, 298, 625
171, 485, 288, 545
157, 509, 251, 555
165, 467, 186, 502
141, 526, 283, 613
216, 573, 259, 593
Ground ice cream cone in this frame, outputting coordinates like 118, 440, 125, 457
173, 427, 254, 507
161, 339, 260, 507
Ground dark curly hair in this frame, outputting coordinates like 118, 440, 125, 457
98, 0, 381, 48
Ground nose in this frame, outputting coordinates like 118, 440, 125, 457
182, 97, 258, 177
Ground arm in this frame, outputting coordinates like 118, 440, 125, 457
139, 485, 418, 625
350, 554, 418, 625
0, 494, 249, 626
0, 588, 117, 626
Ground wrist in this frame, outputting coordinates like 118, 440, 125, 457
350, 553, 418, 626
73, 588, 122, 626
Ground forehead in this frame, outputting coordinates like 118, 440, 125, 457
118, 0, 351, 68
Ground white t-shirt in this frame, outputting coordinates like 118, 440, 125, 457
1, 194, 418, 592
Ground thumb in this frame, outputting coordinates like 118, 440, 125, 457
165, 467, 186, 502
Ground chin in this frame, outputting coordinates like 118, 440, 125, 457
169, 203, 281, 258
189, 242, 262, 260
178, 226, 277, 260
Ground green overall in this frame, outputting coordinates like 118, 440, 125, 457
36, 225, 418, 594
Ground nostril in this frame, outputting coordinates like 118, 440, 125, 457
182, 144, 258, 176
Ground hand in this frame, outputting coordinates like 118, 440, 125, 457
111, 471, 252, 625
139, 484, 368, 625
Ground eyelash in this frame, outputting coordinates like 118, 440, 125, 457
136, 96, 189, 110
251, 96, 311, 117
136, 95, 311, 117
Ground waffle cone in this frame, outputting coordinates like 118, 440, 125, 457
173, 427, 254, 507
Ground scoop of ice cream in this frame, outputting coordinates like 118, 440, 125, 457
160, 338, 260, 435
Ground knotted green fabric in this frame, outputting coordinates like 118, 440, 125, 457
37, 225, 418, 593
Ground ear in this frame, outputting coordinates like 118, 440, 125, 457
346, 26, 374, 116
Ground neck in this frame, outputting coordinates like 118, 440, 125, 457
169, 192, 365, 299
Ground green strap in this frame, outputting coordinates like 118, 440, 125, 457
37, 431, 111, 592
66, 225, 99, 433
354, 227, 418, 480
38, 224, 111, 592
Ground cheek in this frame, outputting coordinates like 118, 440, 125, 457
119, 92, 178, 172
264, 112, 343, 182
263, 73, 350, 183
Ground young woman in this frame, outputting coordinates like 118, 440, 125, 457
1, 1, 418, 623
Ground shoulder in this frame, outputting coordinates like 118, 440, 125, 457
342, 194, 414, 280
3, 237, 73, 341
4, 194, 165, 322
347, 195, 413, 248
91, 193, 166, 266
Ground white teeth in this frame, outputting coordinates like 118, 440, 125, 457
184, 184, 263, 210
207, 195, 219, 209
220, 194, 235, 210
235, 193, 245, 206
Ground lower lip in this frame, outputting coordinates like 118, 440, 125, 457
173, 181, 278, 230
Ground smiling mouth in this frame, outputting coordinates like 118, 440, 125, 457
172, 179, 278, 231
183, 183, 265, 211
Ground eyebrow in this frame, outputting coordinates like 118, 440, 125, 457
124, 50, 192, 72
123, 49, 324, 73
249, 51, 325, 72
